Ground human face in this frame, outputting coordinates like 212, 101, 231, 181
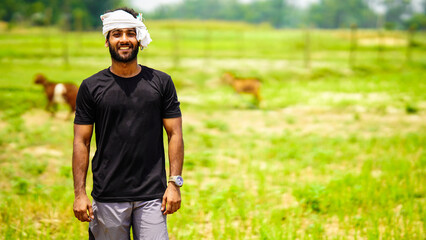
106, 28, 139, 63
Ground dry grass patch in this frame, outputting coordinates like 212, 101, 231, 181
185, 106, 426, 139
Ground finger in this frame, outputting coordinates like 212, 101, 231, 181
88, 204, 94, 220
78, 214, 85, 222
77, 210, 90, 222
163, 202, 171, 215
74, 210, 84, 221
171, 202, 178, 213
172, 199, 181, 212
167, 201, 177, 214
76, 212, 84, 222
161, 196, 167, 212
167, 201, 174, 214
82, 213, 90, 222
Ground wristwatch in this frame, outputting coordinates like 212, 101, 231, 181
169, 175, 184, 187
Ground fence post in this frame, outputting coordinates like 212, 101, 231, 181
171, 25, 180, 68
406, 25, 415, 64
44, 8, 52, 57
236, 29, 244, 58
376, 14, 385, 63
61, 0, 70, 67
204, 27, 211, 66
349, 23, 357, 68
377, 29, 384, 62
304, 25, 311, 69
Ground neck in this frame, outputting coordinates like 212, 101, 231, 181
110, 60, 141, 78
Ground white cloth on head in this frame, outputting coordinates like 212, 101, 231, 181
100, 10, 152, 49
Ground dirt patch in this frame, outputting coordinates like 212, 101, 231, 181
313, 92, 391, 104
22, 109, 74, 129
358, 37, 407, 47
22, 145, 63, 158
185, 105, 426, 138
336, 31, 407, 47
0, 120, 7, 131
282, 193, 299, 209
19, 104, 426, 146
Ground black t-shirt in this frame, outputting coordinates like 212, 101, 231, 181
74, 65, 181, 202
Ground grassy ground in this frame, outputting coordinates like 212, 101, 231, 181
0, 22, 425, 239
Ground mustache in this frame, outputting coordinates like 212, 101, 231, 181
118, 43, 133, 48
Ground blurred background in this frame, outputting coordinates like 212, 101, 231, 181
1, 0, 425, 30
0, 0, 425, 239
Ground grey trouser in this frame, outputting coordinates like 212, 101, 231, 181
89, 199, 168, 240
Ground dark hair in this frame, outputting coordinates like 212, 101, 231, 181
104, 7, 138, 40
104, 7, 138, 18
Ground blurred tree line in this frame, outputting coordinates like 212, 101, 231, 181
0, 0, 126, 30
0, 0, 424, 30
147, 0, 426, 29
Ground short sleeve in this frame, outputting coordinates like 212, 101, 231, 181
162, 76, 181, 119
74, 81, 96, 124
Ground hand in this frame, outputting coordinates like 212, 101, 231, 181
73, 194, 94, 222
161, 183, 181, 215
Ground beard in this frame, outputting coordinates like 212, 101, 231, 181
109, 43, 139, 63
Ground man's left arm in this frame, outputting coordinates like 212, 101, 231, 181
161, 117, 184, 215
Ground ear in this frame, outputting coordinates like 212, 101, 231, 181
105, 39, 109, 48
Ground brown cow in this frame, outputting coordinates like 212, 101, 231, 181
221, 72, 262, 104
34, 73, 79, 118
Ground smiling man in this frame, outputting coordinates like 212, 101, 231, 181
108, 28, 139, 62
72, 7, 184, 240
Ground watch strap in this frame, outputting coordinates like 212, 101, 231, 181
168, 175, 183, 187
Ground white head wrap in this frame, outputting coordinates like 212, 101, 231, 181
100, 10, 152, 49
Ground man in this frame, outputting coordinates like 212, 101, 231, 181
72, 7, 184, 240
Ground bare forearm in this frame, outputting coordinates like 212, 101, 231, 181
168, 134, 184, 176
72, 142, 90, 196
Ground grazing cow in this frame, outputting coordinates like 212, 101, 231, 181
221, 72, 262, 104
34, 73, 79, 118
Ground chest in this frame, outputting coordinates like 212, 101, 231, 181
96, 79, 162, 112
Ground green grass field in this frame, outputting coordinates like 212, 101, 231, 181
0, 21, 425, 239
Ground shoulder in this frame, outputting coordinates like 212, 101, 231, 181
141, 66, 171, 83
81, 68, 112, 87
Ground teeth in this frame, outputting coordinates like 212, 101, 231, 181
120, 47, 129, 50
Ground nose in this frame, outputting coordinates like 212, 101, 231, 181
117, 32, 135, 44
120, 33, 130, 42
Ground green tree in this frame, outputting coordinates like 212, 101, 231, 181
405, 13, 426, 29
0, 0, 125, 30
148, 0, 291, 28
383, 0, 414, 29
308, 0, 376, 28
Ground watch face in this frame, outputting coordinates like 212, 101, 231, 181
176, 176, 184, 186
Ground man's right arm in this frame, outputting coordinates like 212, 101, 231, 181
72, 124, 94, 222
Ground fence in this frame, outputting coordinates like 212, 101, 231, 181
22, 23, 421, 69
